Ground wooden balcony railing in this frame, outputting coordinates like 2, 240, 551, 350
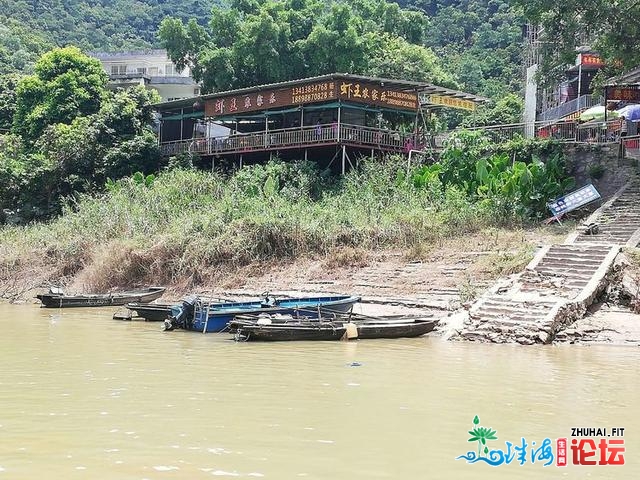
159, 123, 417, 157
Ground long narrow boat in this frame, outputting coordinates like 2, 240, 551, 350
36, 287, 166, 308
123, 302, 174, 321
229, 315, 438, 341
165, 295, 360, 333
124, 296, 234, 321
356, 318, 438, 338
233, 322, 347, 341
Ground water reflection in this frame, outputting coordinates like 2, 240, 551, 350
1, 303, 637, 479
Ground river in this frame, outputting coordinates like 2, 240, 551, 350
1, 303, 637, 479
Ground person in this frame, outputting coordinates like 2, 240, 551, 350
620, 116, 629, 138
315, 119, 322, 138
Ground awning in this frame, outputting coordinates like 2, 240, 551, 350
161, 111, 204, 121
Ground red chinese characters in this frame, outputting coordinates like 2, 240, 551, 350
556, 438, 567, 467
570, 439, 625, 466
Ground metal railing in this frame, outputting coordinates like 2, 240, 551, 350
456, 119, 624, 145
160, 123, 417, 157
538, 95, 601, 122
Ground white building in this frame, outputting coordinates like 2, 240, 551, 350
89, 49, 200, 102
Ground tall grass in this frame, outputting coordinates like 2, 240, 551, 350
0, 158, 519, 290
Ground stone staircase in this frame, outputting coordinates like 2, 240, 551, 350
574, 183, 640, 246
452, 176, 640, 344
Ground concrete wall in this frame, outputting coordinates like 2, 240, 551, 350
563, 144, 624, 201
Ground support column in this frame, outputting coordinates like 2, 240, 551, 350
239, 155, 243, 169
341, 145, 346, 175
180, 108, 184, 140
337, 104, 341, 142
304, 149, 308, 162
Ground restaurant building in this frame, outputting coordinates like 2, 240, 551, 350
155, 73, 487, 172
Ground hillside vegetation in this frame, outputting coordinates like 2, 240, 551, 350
1, 0, 525, 99
0, 133, 573, 295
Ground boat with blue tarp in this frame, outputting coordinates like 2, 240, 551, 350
163, 294, 360, 333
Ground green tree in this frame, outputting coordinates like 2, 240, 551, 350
159, 0, 453, 92
367, 34, 456, 87
0, 20, 52, 75
12, 46, 108, 144
512, 0, 640, 85
461, 93, 523, 127
34, 86, 161, 200
0, 74, 21, 131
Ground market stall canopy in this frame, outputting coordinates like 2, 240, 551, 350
616, 104, 640, 121
579, 105, 619, 122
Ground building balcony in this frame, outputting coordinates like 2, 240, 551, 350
160, 123, 419, 158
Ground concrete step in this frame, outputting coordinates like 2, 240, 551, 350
475, 305, 550, 316
543, 252, 608, 260
481, 299, 554, 311
537, 258, 602, 268
534, 268, 599, 278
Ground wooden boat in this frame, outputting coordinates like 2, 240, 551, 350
355, 318, 438, 338
121, 302, 174, 321
229, 314, 438, 341
165, 295, 360, 333
36, 286, 166, 308
121, 296, 234, 321
232, 321, 347, 341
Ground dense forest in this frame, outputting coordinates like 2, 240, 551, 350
0, 0, 525, 99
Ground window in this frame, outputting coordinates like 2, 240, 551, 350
136, 67, 147, 75
148, 67, 158, 76
165, 63, 175, 76
194, 88, 201, 96
110, 64, 127, 75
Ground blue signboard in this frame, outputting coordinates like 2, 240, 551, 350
547, 184, 601, 218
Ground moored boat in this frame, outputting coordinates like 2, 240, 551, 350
36, 286, 166, 308
232, 321, 347, 341
228, 314, 438, 341
355, 318, 438, 338
164, 295, 360, 333
122, 302, 174, 321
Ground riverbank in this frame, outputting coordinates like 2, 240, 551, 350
7, 157, 640, 346
0, 158, 554, 300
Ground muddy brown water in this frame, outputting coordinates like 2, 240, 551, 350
1, 303, 638, 479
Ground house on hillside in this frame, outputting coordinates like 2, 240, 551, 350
89, 49, 200, 102
524, 26, 604, 126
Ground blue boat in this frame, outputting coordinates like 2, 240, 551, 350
165, 295, 360, 333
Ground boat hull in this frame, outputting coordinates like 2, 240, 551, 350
229, 316, 438, 340
36, 287, 166, 308
234, 323, 347, 341
125, 302, 173, 321
356, 319, 437, 339
186, 296, 360, 333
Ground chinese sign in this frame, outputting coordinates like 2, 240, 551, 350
456, 415, 625, 467
204, 79, 419, 117
336, 81, 418, 111
548, 184, 601, 218
606, 86, 640, 102
579, 53, 604, 67
291, 81, 337, 104
427, 95, 476, 111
